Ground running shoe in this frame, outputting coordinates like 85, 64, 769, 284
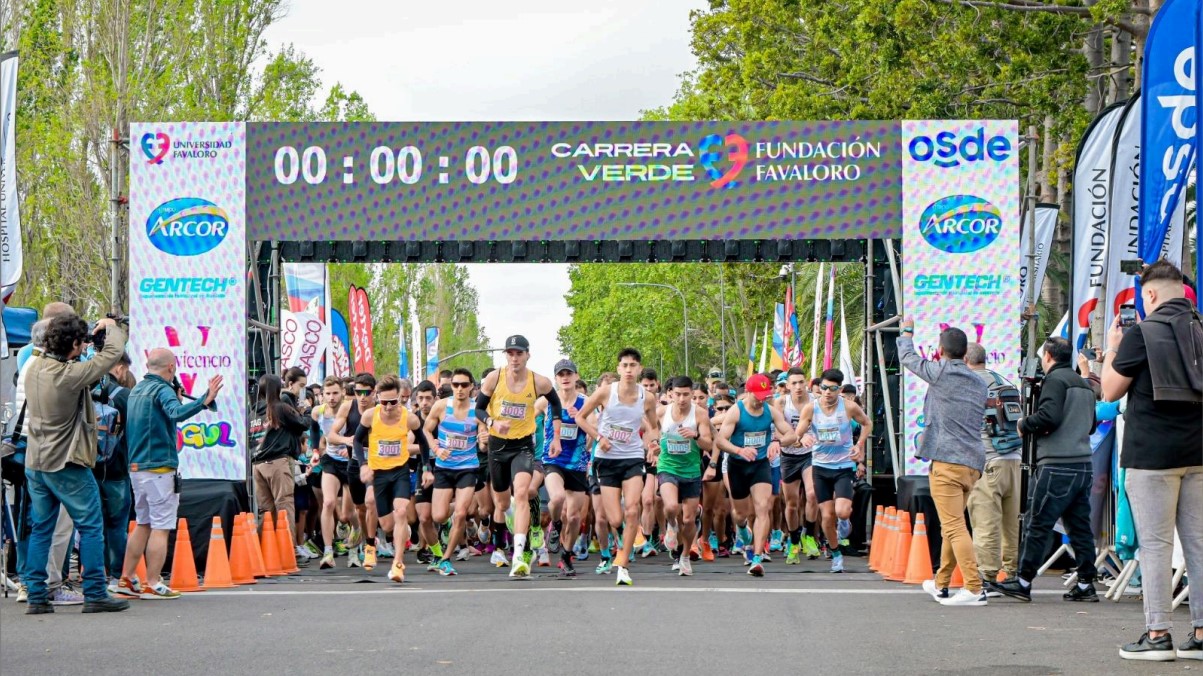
304, 539, 323, 559
490, 550, 509, 567
320, 552, 336, 569
748, 556, 765, 577
427, 559, 441, 572
505, 508, 515, 534
830, 551, 845, 573
761, 550, 772, 563
16, 584, 28, 603
837, 518, 851, 542
574, 537, 589, 561
388, 561, 406, 584
142, 582, 181, 600
336, 522, 351, 541
717, 545, 730, 558
708, 533, 719, 553
731, 542, 745, 557
530, 525, 545, 551
803, 535, 821, 560
437, 560, 457, 576
509, 558, 531, 579
615, 566, 633, 586
51, 585, 85, 605
671, 558, 681, 572
664, 524, 679, 553
377, 540, 395, 559
689, 542, 700, 562
639, 541, 658, 558
537, 548, 551, 567
558, 558, 577, 578
1119, 632, 1175, 662
347, 545, 363, 568
295, 545, 315, 561
743, 548, 754, 566
769, 530, 784, 552
700, 540, 715, 562
679, 557, 693, 577
522, 549, 534, 567
938, 588, 988, 607
114, 576, 143, 599
333, 540, 348, 556
430, 542, 445, 560
347, 525, 363, 548
633, 529, 647, 549
737, 523, 752, 549
589, 537, 600, 553
547, 522, 562, 554
363, 545, 378, 571
416, 548, 434, 565
595, 557, 614, 575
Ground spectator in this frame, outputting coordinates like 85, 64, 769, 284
897, 318, 988, 607
963, 343, 1022, 586
94, 353, 134, 588
116, 348, 223, 600
991, 337, 1099, 603
282, 367, 309, 415
22, 315, 129, 614
251, 374, 309, 531
438, 369, 453, 390
1102, 259, 1203, 662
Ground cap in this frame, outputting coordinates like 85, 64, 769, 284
707, 368, 722, 379
775, 372, 789, 385
553, 358, 578, 375
746, 373, 773, 401
504, 335, 530, 352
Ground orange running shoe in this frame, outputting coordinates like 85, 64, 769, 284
700, 540, 715, 562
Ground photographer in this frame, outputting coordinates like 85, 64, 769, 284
1102, 259, 1203, 662
21, 314, 129, 614
991, 337, 1098, 604
116, 348, 222, 600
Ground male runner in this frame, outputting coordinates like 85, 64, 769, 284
476, 335, 563, 578
352, 375, 430, 584
411, 380, 440, 565
423, 368, 485, 576
654, 376, 712, 576
575, 348, 661, 586
794, 369, 872, 573
774, 367, 822, 563
701, 390, 733, 560
537, 359, 591, 577
637, 368, 663, 557
312, 377, 361, 569
712, 373, 798, 576
330, 373, 378, 568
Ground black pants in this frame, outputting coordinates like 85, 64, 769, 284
1017, 462, 1097, 583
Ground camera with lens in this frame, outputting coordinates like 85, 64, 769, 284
87, 313, 130, 351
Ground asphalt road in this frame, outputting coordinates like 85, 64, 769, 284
0, 553, 1193, 675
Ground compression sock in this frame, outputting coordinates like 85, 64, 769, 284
494, 521, 509, 549
790, 528, 802, 546
514, 534, 527, 562
365, 535, 376, 548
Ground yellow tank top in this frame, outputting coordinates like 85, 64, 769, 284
487, 367, 538, 439
367, 406, 410, 470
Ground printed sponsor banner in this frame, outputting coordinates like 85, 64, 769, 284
425, 326, 439, 379
280, 309, 330, 376
328, 309, 351, 378
129, 122, 246, 481
399, 325, 410, 380
902, 120, 1020, 475
283, 262, 329, 377
771, 303, 786, 371
1018, 203, 1058, 308
0, 53, 20, 303
347, 285, 375, 374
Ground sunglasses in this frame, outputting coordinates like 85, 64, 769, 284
714, 406, 732, 413
355, 389, 374, 396
451, 382, 472, 388
819, 384, 841, 392
378, 398, 400, 407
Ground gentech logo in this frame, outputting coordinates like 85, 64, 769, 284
908, 127, 1012, 168
141, 132, 170, 164
698, 133, 749, 189
919, 195, 1003, 254
146, 197, 229, 256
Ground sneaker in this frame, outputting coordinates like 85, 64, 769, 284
769, 530, 784, 552
295, 545, 314, 561
679, 556, 693, 577
416, 548, 434, 566
387, 561, 406, 584
16, 584, 28, 603
786, 543, 801, 565
82, 596, 130, 613
537, 549, 551, 567
633, 530, 647, 549
363, 545, 378, 571
558, 558, 577, 578
922, 579, 950, 602
717, 546, 730, 559
761, 551, 772, 563
25, 602, 53, 614
50, 585, 85, 606
664, 524, 679, 553
114, 577, 143, 599
700, 540, 715, 562
803, 535, 821, 559
1062, 583, 1099, 602
1119, 632, 1175, 661
336, 522, 350, 541
615, 566, 633, 586
748, 556, 765, 577
142, 582, 181, 600
671, 558, 681, 572
530, 525, 545, 551
319, 552, 335, 569
595, 558, 613, 575
689, 541, 700, 561
639, 541, 657, 558
574, 536, 589, 561
509, 559, 531, 579
737, 524, 752, 548
837, 518, 851, 542
437, 560, 458, 577
830, 552, 845, 573
989, 579, 1031, 602
376, 540, 395, 559
490, 550, 509, 568
456, 547, 473, 562
347, 546, 363, 568
346, 525, 362, 548
938, 588, 988, 607
304, 539, 323, 559
547, 522, 562, 554
589, 537, 600, 553
1177, 633, 1203, 660
333, 540, 348, 556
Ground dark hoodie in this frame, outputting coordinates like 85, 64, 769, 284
249, 400, 309, 464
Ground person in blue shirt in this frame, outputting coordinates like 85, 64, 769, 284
537, 359, 591, 577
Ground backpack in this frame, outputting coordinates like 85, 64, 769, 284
94, 386, 126, 464
984, 371, 1022, 454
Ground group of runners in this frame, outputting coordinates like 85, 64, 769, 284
298, 336, 871, 586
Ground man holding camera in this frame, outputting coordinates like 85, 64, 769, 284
21, 314, 129, 614
991, 337, 1098, 603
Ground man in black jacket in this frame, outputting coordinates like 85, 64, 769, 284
992, 337, 1098, 603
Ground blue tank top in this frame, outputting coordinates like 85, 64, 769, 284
730, 399, 773, 462
811, 398, 855, 469
436, 403, 480, 470
543, 393, 588, 472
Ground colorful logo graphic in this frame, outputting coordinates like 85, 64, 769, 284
907, 127, 1012, 168
178, 422, 236, 451
141, 132, 170, 164
138, 276, 239, 300
162, 325, 233, 396
698, 133, 749, 189
146, 197, 230, 256
919, 195, 1003, 254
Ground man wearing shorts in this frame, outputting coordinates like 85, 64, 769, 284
713, 373, 797, 577
654, 376, 712, 576
774, 367, 821, 563
638, 368, 664, 557
476, 335, 563, 578
794, 368, 872, 573
331, 373, 380, 567
120, 348, 222, 599
697, 387, 730, 561
538, 359, 591, 577
313, 377, 360, 569
424, 368, 485, 576
575, 348, 661, 586
411, 380, 440, 566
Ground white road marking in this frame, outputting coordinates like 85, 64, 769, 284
192, 585, 1068, 597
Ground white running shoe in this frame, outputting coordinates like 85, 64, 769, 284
294, 545, 314, 560
490, 550, 509, 567
537, 548, 551, 567
664, 524, 678, 552
671, 559, 681, 572
456, 547, 472, 562
679, 557, 693, 576
615, 566, 633, 586
938, 588, 988, 607
347, 545, 363, 568
509, 559, 531, 579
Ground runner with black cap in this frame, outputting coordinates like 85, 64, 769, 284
476, 335, 563, 579
536, 358, 591, 577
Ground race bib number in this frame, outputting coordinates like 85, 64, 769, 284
742, 431, 768, 448
500, 401, 527, 419
444, 434, 472, 451
666, 438, 691, 455
608, 425, 635, 445
378, 440, 403, 458
328, 446, 349, 459
559, 424, 579, 441
816, 423, 841, 444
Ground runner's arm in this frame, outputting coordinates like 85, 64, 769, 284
642, 396, 660, 447
329, 401, 355, 446
475, 369, 498, 413
695, 406, 713, 452
771, 406, 799, 447
351, 409, 374, 464
409, 410, 433, 471
572, 387, 607, 440
423, 403, 443, 456
539, 378, 563, 437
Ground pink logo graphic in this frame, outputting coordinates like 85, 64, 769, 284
163, 325, 212, 395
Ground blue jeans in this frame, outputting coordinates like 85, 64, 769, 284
1017, 462, 1097, 583
24, 465, 108, 603
98, 476, 131, 578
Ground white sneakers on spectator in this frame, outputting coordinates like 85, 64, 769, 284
939, 588, 988, 607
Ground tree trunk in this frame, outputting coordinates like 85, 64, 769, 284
1083, 23, 1106, 117
1108, 27, 1131, 103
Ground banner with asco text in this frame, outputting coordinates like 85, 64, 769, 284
902, 121, 1020, 475
282, 262, 330, 378
129, 122, 247, 481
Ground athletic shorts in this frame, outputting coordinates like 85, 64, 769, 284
702, 453, 725, 483
372, 466, 412, 517
306, 470, 322, 490
294, 483, 314, 512
726, 458, 771, 501
771, 463, 782, 496
319, 455, 350, 485
813, 466, 856, 503
780, 453, 812, 484
434, 467, 479, 491
644, 461, 657, 477
594, 457, 646, 488
488, 435, 536, 493
409, 467, 433, 504
587, 463, 601, 496
131, 471, 179, 530
545, 464, 589, 493
532, 457, 545, 476
347, 459, 368, 505
657, 472, 702, 501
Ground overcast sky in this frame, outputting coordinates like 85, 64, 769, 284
265, 1, 703, 375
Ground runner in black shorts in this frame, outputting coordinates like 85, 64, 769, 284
638, 368, 663, 559
410, 380, 439, 565
424, 367, 486, 575
699, 390, 734, 562
775, 367, 821, 563
329, 374, 378, 567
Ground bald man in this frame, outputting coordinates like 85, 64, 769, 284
117, 348, 222, 599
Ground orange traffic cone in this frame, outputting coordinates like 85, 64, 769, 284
868, 506, 885, 572
887, 512, 913, 581
950, 564, 965, 588
259, 512, 285, 576
228, 518, 257, 585
170, 518, 204, 592
275, 510, 299, 574
201, 516, 236, 589
878, 510, 897, 578
244, 513, 268, 578
903, 514, 934, 584
127, 521, 148, 582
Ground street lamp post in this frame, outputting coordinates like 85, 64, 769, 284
617, 282, 689, 376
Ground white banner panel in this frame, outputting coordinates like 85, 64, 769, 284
0, 53, 21, 301
902, 121, 1020, 475
1018, 204, 1058, 307
281, 309, 330, 375
129, 122, 247, 481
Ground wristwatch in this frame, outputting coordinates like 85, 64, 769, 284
708, 460, 719, 469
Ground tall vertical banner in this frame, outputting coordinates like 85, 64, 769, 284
0, 53, 20, 303
280, 263, 330, 377
1139, 0, 1197, 266
424, 326, 439, 379
823, 266, 836, 370
398, 324, 410, 380
809, 262, 824, 379
328, 309, 352, 378
347, 285, 375, 375
1069, 102, 1126, 350
838, 291, 859, 391
747, 325, 758, 379
1017, 203, 1059, 307
129, 122, 247, 481
770, 303, 786, 371
902, 121, 1020, 475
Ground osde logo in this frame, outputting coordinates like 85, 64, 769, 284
919, 195, 1002, 254
146, 197, 229, 256
908, 127, 1012, 168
